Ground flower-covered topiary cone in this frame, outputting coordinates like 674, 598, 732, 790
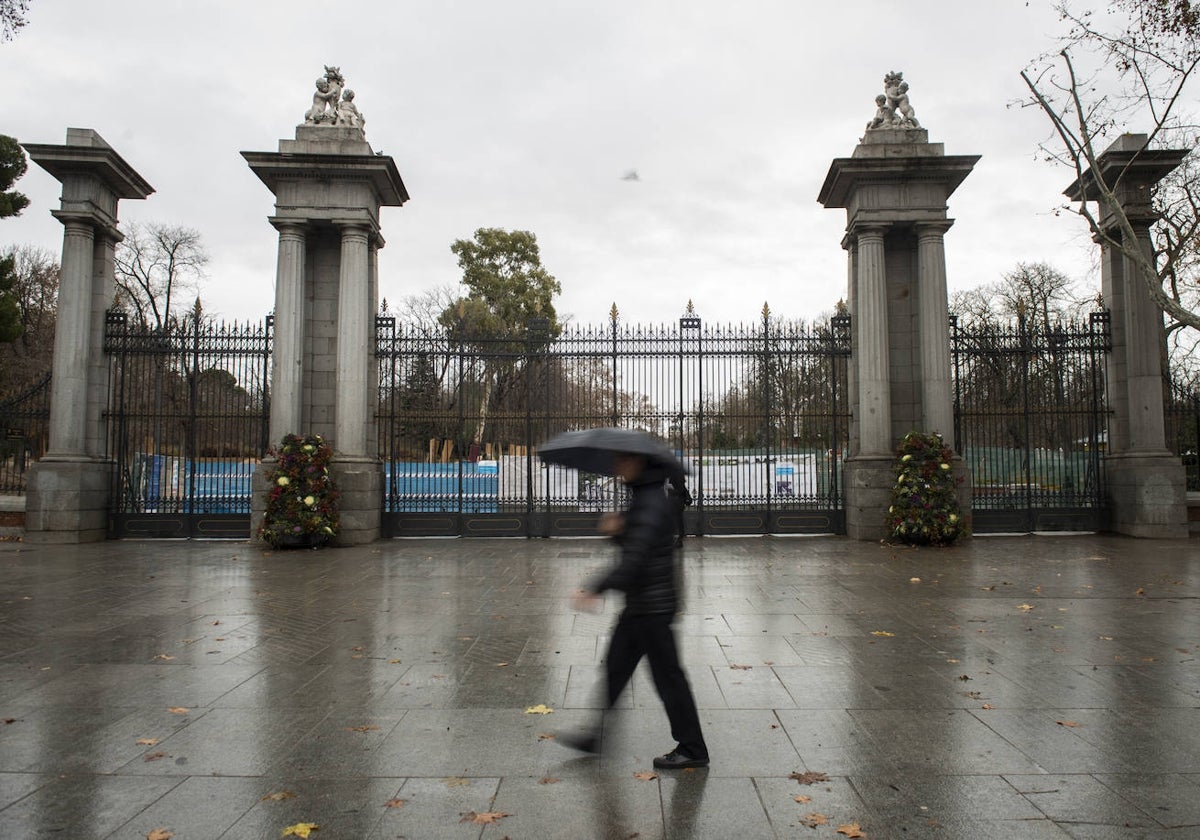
884, 431, 966, 546
259, 433, 340, 548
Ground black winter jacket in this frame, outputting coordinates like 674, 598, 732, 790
588, 470, 678, 615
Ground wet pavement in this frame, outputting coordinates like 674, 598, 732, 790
1, 533, 1199, 839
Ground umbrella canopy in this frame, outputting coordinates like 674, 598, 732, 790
537, 428, 687, 478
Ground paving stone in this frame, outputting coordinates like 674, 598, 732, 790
0, 534, 1196, 837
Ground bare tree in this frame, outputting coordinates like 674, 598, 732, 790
113, 222, 208, 331
951, 262, 1090, 328
0, 245, 57, 392
1020, 0, 1200, 334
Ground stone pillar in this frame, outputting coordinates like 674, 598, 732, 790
268, 221, 306, 443
818, 123, 977, 540
244, 119, 407, 545
46, 216, 96, 457
916, 222, 954, 445
335, 223, 371, 458
20, 129, 154, 543
1064, 133, 1188, 538
855, 226, 891, 456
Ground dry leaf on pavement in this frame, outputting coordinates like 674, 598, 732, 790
261, 791, 296, 802
836, 823, 866, 838
633, 771, 658, 781
539, 776, 560, 784
344, 725, 380, 732
281, 823, 319, 838
460, 811, 512, 824
143, 751, 167, 762
794, 794, 812, 803
136, 738, 160, 746
1056, 720, 1082, 728
147, 830, 173, 840
790, 771, 830, 785
524, 704, 554, 714
801, 813, 829, 828
167, 707, 189, 714
383, 798, 406, 808
870, 631, 895, 637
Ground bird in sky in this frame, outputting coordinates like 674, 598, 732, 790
621, 169, 640, 182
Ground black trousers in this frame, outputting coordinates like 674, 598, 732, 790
605, 611, 708, 760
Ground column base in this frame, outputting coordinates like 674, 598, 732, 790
24, 458, 111, 543
330, 458, 382, 545
843, 455, 895, 541
1104, 452, 1188, 538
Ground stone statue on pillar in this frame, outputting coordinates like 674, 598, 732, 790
303, 65, 366, 133
867, 71, 921, 131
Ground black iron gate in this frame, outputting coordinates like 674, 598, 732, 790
376, 309, 850, 537
105, 312, 272, 538
952, 311, 1111, 533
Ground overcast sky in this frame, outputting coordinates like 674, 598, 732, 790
6, 0, 1105, 327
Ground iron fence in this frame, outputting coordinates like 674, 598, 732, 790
952, 311, 1111, 532
376, 311, 851, 537
0, 372, 50, 494
105, 311, 272, 537
1166, 380, 1200, 492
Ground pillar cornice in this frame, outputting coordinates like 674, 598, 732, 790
914, 220, 954, 239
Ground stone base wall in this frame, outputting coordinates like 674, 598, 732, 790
330, 459, 382, 546
24, 459, 110, 543
1104, 453, 1188, 539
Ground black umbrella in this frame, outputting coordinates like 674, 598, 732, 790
537, 428, 688, 478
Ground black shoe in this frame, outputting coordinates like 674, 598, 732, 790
558, 732, 599, 754
653, 748, 708, 769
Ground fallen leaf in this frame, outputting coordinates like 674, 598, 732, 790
261, 791, 296, 802
789, 771, 830, 785
537, 733, 556, 740
460, 811, 511, 825
442, 777, 469, 787
281, 823, 319, 838
3, 718, 15, 724
538, 776, 560, 784
730, 664, 753, 670
909, 577, 921, 583
351, 646, 365, 652
344, 725, 380, 733
496, 662, 510, 667
524, 704, 554, 715
1135, 588, 1146, 596
154, 654, 175, 661
870, 630, 895, 637
633, 771, 658, 781
958, 674, 971, 681
136, 738, 160, 746
981, 704, 994, 710
143, 751, 167, 762
147, 829, 173, 840
794, 794, 812, 803
836, 822, 866, 838
1017, 604, 1034, 612
167, 707, 189, 714
801, 813, 830, 828
945, 659, 959, 664
1056, 720, 1082, 728
1098, 635, 1113, 641
387, 659, 402, 664
383, 798, 406, 808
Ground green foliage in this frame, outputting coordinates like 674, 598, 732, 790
442, 227, 561, 343
885, 432, 966, 546
0, 135, 29, 219
259, 433, 340, 548
0, 137, 28, 343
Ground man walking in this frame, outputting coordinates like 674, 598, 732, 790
564, 452, 709, 769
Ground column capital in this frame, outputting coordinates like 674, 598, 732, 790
852, 223, 889, 242
915, 220, 954, 239
334, 220, 373, 238
268, 217, 308, 237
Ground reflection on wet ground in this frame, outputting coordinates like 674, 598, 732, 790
1, 534, 1199, 838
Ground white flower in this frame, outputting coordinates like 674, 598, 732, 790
277, 476, 290, 487
304, 495, 316, 506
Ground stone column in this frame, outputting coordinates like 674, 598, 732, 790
916, 222, 955, 446
268, 221, 307, 443
1064, 133, 1188, 537
855, 226, 891, 456
46, 216, 96, 458
22, 128, 154, 542
1122, 229, 1168, 453
335, 223, 371, 458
